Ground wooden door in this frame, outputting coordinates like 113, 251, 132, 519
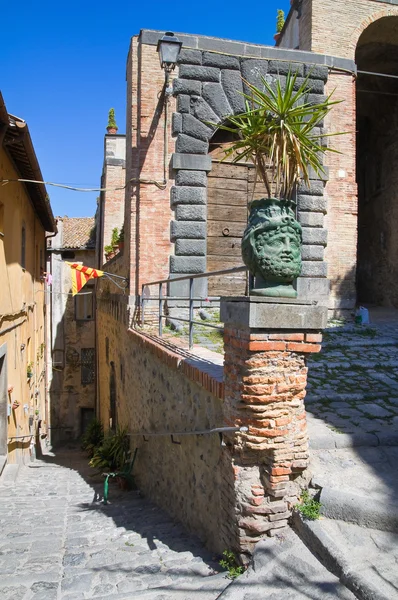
207, 161, 249, 296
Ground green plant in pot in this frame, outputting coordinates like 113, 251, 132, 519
214, 71, 341, 297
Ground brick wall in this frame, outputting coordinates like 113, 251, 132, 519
311, 0, 398, 59
127, 37, 176, 297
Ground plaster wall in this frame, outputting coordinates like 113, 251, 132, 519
0, 148, 47, 463
99, 135, 126, 266
49, 246, 96, 444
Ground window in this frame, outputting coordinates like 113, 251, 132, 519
61, 251, 75, 260
75, 284, 94, 320
81, 348, 95, 385
21, 223, 26, 268
0, 202, 4, 236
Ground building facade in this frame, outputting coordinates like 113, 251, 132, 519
0, 91, 55, 466
46, 217, 97, 446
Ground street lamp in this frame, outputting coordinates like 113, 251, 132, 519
156, 31, 182, 73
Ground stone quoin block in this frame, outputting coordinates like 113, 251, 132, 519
175, 239, 206, 256
202, 82, 233, 120
172, 113, 182, 136
241, 59, 269, 90
304, 64, 329, 82
176, 134, 208, 154
179, 65, 221, 82
306, 93, 327, 106
294, 77, 324, 94
296, 277, 330, 299
177, 95, 191, 114
170, 256, 206, 273
171, 153, 212, 172
297, 180, 324, 196
301, 244, 324, 261
190, 96, 220, 125
302, 227, 328, 246
170, 221, 206, 241
268, 60, 304, 76
173, 78, 202, 96
177, 48, 202, 65
298, 212, 324, 227
182, 114, 214, 142
221, 70, 246, 115
175, 204, 207, 221
203, 52, 240, 70
175, 170, 207, 187
298, 195, 327, 213
301, 261, 328, 277
171, 186, 207, 206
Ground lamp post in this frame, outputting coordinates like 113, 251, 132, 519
156, 31, 182, 91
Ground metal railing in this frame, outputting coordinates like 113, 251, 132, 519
141, 266, 250, 349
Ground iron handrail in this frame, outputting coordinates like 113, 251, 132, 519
140, 266, 250, 348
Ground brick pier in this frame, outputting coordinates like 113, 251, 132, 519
220, 297, 327, 554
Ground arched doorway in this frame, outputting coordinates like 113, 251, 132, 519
356, 16, 398, 307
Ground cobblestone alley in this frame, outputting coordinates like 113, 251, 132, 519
0, 449, 230, 600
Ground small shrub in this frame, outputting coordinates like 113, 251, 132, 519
296, 490, 321, 520
89, 427, 130, 472
81, 418, 104, 458
276, 9, 285, 33
219, 550, 245, 579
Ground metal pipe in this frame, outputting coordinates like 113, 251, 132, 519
143, 266, 247, 287
189, 278, 194, 349
358, 70, 398, 80
127, 426, 248, 438
159, 282, 163, 337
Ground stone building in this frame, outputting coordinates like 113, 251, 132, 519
47, 217, 97, 446
94, 3, 398, 554
279, 0, 398, 309
0, 91, 56, 466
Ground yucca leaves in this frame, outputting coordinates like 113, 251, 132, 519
212, 70, 343, 200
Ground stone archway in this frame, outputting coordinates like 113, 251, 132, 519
356, 16, 398, 307
170, 46, 333, 305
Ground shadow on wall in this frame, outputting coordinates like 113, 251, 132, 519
329, 265, 357, 317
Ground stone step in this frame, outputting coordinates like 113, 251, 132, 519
293, 512, 398, 600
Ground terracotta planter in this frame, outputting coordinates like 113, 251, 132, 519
106, 127, 118, 134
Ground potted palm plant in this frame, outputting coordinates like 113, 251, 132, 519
214, 71, 341, 297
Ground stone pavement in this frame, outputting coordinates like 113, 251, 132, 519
0, 448, 230, 600
306, 309, 398, 448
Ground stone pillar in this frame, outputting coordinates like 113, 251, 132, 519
220, 297, 327, 555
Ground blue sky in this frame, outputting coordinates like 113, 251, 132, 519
2, 0, 291, 218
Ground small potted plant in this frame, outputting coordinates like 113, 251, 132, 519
274, 9, 285, 43
27, 362, 34, 379
104, 244, 116, 261
213, 71, 342, 297
106, 108, 118, 134
12, 400, 20, 410
117, 225, 124, 252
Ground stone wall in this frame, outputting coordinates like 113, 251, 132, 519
96, 295, 235, 553
49, 247, 96, 444
131, 31, 356, 312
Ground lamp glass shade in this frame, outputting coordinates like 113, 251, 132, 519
157, 32, 182, 70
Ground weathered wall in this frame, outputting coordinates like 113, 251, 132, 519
99, 135, 126, 266
49, 246, 96, 444
96, 294, 234, 553
0, 148, 47, 463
